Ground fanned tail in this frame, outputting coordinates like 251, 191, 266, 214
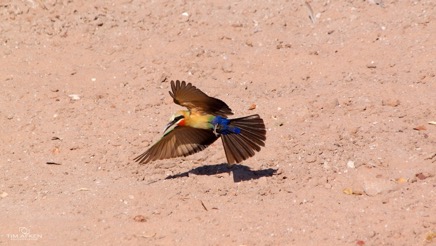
220, 114, 266, 164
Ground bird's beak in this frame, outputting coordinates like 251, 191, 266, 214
163, 115, 184, 135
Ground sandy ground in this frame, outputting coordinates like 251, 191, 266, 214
1, 0, 435, 245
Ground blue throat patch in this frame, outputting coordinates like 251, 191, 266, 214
211, 116, 241, 135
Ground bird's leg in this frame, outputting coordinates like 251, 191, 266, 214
213, 123, 219, 136
211, 116, 229, 136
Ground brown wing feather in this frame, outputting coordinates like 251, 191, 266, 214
169, 80, 233, 117
134, 126, 219, 164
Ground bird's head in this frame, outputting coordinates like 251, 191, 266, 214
162, 110, 189, 135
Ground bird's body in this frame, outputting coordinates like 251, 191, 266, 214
176, 111, 213, 130
134, 80, 266, 164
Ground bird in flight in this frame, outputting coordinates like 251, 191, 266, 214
134, 80, 266, 164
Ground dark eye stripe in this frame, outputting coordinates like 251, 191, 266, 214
173, 115, 184, 123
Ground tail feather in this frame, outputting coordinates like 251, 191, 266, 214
223, 135, 246, 163
233, 125, 265, 147
238, 133, 262, 151
221, 114, 266, 164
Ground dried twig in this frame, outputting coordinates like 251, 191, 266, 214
305, 1, 316, 24
200, 200, 208, 211
46, 161, 61, 165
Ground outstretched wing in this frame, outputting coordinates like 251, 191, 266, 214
169, 80, 233, 117
134, 126, 219, 164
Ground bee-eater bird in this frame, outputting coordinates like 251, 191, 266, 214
134, 80, 266, 164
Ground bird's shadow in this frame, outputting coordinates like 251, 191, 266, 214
165, 163, 277, 183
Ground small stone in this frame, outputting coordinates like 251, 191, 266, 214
426, 232, 436, 242
368, 0, 384, 7
381, 99, 400, 107
222, 62, 233, 73
366, 61, 377, 69
245, 40, 254, 47
231, 22, 243, 28
0, 192, 8, 198
326, 98, 339, 109
343, 188, 353, 195
415, 172, 428, 180
158, 73, 168, 83
347, 160, 355, 169
352, 189, 364, 195
305, 155, 317, 163
363, 178, 396, 196
395, 177, 408, 183
133, 215, 147, 222
68, 94, 81, 100
413, 125, 427, 131
180, 12, 190, 22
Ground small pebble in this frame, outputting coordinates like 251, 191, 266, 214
305, 155, 317, 163
68, 94, 81, 100
133, 215, 147, 222
366, 61, 377, 69
0, 192, 8, 198
381, 99, 400, 107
